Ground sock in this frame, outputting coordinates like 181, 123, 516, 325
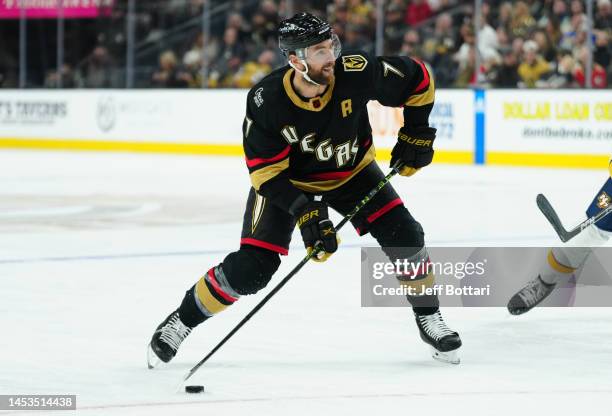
178, 265, 241, 328
178, 285, 209, 328
540, 225, 610, 285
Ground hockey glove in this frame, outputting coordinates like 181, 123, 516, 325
296, 201, 339, 262
390, 126, 436, 177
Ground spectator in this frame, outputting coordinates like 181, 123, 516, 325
431, 41, 457, 87
454, 23, 476, 70
400, 29, 424, 59
331, 22, 346, 44
405, 0, 433, 26
595, 0, 612, 33
9, 0, 611, 90
80, 46, 120, 88
177, 49, 203, 88
44, 64, 79, 88
454, 45, 478, 87
496, 27, 512, 51
209, 27, 246, 87
573, 46, 609, 88
427, 0, 453, 12
510, 1, 537, 38
0, 49, 18, 87
436, 12, 456, 40
151, 50, 189, 88
533, 30, 557, 62
493, 50, 521, 87
560, 14, 588, 50
495, 2, 513, 32
593, 30, 611, 68
545, 52, 576, 88
478, 16, 499, 57
347, 0, 374, 29
570, 0, 587, 23
453, 22, 489, 87
260, 0, 279, 25
220, 26, 246, 62
233, 49, 276, 88
455, 21, 499, 71
423, 12, 456, 62
186, 33, 218, 67
512, 37, 525, 57
595, 0, 612, 79
384, 1, 407, 54
480, 1, 492, 25
328, 0, 349, 26
248, 11, 277, 51
420, 12, 458, 86
552, 0, 573, 35
518, 40, 552, 87
96, 7, 127, 59
344, 25, 361, 50
545, 17, 563, 48
226, 12, 249, 43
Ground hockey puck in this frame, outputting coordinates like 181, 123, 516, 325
185, 385, 205, 394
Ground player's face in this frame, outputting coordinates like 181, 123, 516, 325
305, 35, 341, 85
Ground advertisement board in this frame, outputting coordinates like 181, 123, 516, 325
5, 89, 609, 168
367, 90, 474, 163
0, 90, 473, 161
485, 90, 611, 167
0, 90, 244, 143
0, 0, 113, 19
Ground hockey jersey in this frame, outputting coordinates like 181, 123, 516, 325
242, 51, 434, 213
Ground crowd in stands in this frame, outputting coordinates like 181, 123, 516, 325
444, 0, 611, 88
0, 0, 610, 88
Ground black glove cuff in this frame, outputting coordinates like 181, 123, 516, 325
288, 194, 310, 217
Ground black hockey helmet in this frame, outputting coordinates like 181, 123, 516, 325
278, 12, 333, 55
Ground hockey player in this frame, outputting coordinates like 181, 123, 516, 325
508, 161, 612, 315
148, 12, 462, 367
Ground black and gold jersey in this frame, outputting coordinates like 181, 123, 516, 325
242, 50, 434, 214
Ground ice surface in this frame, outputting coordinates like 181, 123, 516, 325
0, 151, 610, 415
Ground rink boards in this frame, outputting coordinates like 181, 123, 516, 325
0, 89, 609, 168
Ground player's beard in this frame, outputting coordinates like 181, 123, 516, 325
309, 63, 335, 85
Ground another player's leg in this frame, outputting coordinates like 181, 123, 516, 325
148, 189, 291, 368
508, 174, 612, 315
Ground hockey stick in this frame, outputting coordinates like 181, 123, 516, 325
181, 164, 402, 383
536, 193, 612, 242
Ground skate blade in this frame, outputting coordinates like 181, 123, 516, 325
430, 347, 460, 365
147, 343, 162, 369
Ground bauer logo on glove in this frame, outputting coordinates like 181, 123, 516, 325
391, 126, 436, 177
297, 201, 339, 262
297, 209, 320, 226
398, 132, 432, 148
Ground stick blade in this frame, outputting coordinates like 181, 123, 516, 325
536, 194, 570, 242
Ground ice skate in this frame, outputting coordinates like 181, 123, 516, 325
507, 275, 556, 316
415, 311, 462, 364
147, 310, 193, 369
